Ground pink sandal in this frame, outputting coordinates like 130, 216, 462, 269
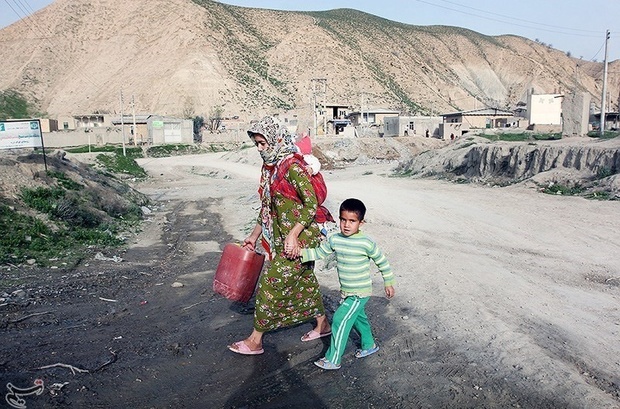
301, 330, 332, 342
228, 340, 264, 355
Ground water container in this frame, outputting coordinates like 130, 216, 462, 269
213, 243, 265, 303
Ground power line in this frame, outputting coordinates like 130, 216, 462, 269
415, 0, 603, 38
436, 0, 602, 34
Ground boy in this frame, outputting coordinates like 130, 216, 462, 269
300, 198, 395, 370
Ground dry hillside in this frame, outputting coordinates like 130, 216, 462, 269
0, 0, 618, 122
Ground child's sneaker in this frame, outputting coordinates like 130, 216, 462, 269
355, 345, 379, 358
314, 357, 341, 370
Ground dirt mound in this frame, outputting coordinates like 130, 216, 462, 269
0, 149, 149, 266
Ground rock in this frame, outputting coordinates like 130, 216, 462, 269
11, 289, 26, 299
171, 282, 184, 288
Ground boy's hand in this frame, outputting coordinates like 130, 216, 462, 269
385, 285, 395, 299
284, 245, 301, 259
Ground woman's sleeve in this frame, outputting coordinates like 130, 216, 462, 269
287, 163, 318, 227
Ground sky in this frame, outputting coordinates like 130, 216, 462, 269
1, 0, 618, 62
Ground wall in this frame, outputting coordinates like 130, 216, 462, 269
43, 127, 129, 148
562, 92, 591, 136
42, 119, 193, 148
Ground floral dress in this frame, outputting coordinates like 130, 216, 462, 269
253, 163, 325, 332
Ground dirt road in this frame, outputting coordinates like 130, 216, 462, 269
2, 150, 619, 408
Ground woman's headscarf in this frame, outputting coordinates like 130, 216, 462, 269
247, 116, 298, 259
247, 116, 297, 165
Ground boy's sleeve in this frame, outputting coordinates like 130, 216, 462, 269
368, 241, 395, 287
301, 237, 334, 262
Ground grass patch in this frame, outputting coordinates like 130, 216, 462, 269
532, 133, 562, 140
146, 144, 202, 157
584, 191, 613, 200
479, 132, 561, 142
96, 153, 148, 178
65, 145, 144, 158
587, 130, 620, 139
391, 169, 417, 177
47, 170, 83, 190
541, 184, 584, 196
0, 202, 124, 266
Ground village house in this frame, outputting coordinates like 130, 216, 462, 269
439, 107, 516, 139
347, 108, 400, 127
383, 115, 443, 137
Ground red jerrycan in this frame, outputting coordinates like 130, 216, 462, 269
213, 243, 265, 303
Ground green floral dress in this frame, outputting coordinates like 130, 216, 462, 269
254, 163, 325, 332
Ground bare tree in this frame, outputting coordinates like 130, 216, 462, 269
183, 97, 196, 119
208, 105, 224, 133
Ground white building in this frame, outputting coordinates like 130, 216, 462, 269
528, 93, 563, 125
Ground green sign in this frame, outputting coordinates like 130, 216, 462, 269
152, 121, 164, 128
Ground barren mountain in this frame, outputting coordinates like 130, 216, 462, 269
0, 0, 618, 121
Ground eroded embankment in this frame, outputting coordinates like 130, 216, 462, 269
396, 137, 620, 197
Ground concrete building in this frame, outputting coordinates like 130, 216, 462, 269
347, 108, 400, 127
442, 108, 515, 129
111, 115, 193, 145
42, 115, 193, 148
56, 114, 113, 131
383, 116, 443, 137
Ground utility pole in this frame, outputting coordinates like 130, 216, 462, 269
311, 78, 327, 136
312, 92, 317, 137
131, 94, 137, 146
120, 89, 126, 156
600, 29, 610, 137
360, 92, 364, 125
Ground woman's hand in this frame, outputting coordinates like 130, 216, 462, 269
242, 237, 257, 252
284, 244, 301, 259
283, 235, 300, 259
284, 222, 304, 259
242, 224, 262, 252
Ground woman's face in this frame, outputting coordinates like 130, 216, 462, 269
252, 134, 269, 152
252, 134, 274, 162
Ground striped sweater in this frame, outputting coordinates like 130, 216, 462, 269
301, 231, 394, 297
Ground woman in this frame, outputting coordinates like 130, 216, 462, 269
228, 116, 331, 355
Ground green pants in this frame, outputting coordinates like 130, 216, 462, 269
325, 296, 374, 365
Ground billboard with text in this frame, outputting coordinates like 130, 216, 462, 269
0, 120, 43, 149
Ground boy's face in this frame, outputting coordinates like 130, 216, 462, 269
339, 210, 363, 237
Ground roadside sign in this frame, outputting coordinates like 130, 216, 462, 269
0, 119, 48, 170
0, 119, 43, 149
